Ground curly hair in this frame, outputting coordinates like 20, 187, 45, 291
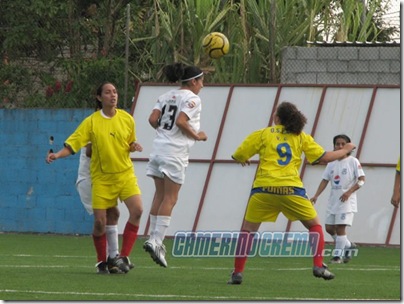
276, 101, 307, 135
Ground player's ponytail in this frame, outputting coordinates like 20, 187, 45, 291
163, 63, 203, 84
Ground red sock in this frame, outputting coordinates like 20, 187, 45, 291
234, 230, 255, 273
92, 234, 107, 262
309, 225, 325, 268
120, 222, 139, 257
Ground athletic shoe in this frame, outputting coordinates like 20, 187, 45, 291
227, 271, 243, 285
121, 256, 135, 270
343, 242, 358, 263
330, 256, 343, 264
143, 239, 157, 263
108, 255, 130, 273
153, 243, 168, 267
95, 261, 109, 274
143, 239, 168, 267
313, 263, 335, 280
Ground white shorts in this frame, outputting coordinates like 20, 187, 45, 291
146, 154, 188, 184
325, 212, 354, 226
76, 178, 93, 215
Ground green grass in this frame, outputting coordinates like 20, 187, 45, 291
0, 233, 400, 301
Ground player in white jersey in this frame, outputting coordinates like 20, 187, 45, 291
144, 63, 207, 267
311, 134, 365, 264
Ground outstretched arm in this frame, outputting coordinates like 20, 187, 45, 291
46, 145, 73, 164
231, 155, 251, 167
391, 171, 400, 208
317, 143, 356, 164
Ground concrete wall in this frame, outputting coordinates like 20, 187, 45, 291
281, 46, 400, 85
129, 84, 400, 246
0, 84, 400, 246
0, 109, 94, 234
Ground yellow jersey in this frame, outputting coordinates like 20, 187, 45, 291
232, 125, 325, 188
65, 109, 136, 183
396, 157, 400, 173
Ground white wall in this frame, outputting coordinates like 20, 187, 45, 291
117, 84, 400, 246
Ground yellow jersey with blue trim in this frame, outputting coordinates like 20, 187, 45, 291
232, 125, 325, 188
65, 109, 136, 183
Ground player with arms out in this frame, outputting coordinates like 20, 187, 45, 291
75, 100, 131, 273
310, 134, 365, 264
46, 82, 143, 274
227, 101, 356, 284
143, 62, 207, 268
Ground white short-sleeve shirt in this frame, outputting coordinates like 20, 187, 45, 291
150, 88, 202, 159
322, 156, 365, 214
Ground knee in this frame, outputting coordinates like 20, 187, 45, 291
132, 206, 143, 220
107, 207, 120, 224
93, 218, 106, 235
325, 226, 335, 236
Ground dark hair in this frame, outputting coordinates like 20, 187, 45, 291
276, 101, 307, 134
95, 82, 116, 110
333, 134, 351, 146
163, 62, 203, 83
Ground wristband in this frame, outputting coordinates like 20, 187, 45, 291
357, 180, 365, 187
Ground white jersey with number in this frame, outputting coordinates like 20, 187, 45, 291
150, 88, 202, 158
322, 156, 365, 214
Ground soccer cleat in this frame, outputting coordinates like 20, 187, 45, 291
108, 255, 130, 273
121, 256, 135, 270
227, 271, 243, 285
143, 239, 157, 263
154, 243, 168, 267
330, 256, 343, 264
95, 261, 109, 274
343, 242, 358, 263
313, 263, 335, 280
143, 239, 168, 268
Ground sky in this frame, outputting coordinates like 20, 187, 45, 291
384, 0, 400, 41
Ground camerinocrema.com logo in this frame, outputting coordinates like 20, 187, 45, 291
172, 231, 359, 258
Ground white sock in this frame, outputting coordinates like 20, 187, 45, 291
149, 214, 157, 241
335, 235, 348, 257
106, 225, 119, 258
154, 216, 171, 246
345, 238, 352, 248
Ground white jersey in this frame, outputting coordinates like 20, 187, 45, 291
75, 147, 93, 214
76, 147, 91, 184
150, 88, 202, 158
322, 156, 365, 214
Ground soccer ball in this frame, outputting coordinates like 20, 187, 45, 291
202, 32, 230, 59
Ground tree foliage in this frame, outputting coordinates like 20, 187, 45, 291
0, 0, 398, 108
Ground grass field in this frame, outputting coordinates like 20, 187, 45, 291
0, 233, 400, 301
